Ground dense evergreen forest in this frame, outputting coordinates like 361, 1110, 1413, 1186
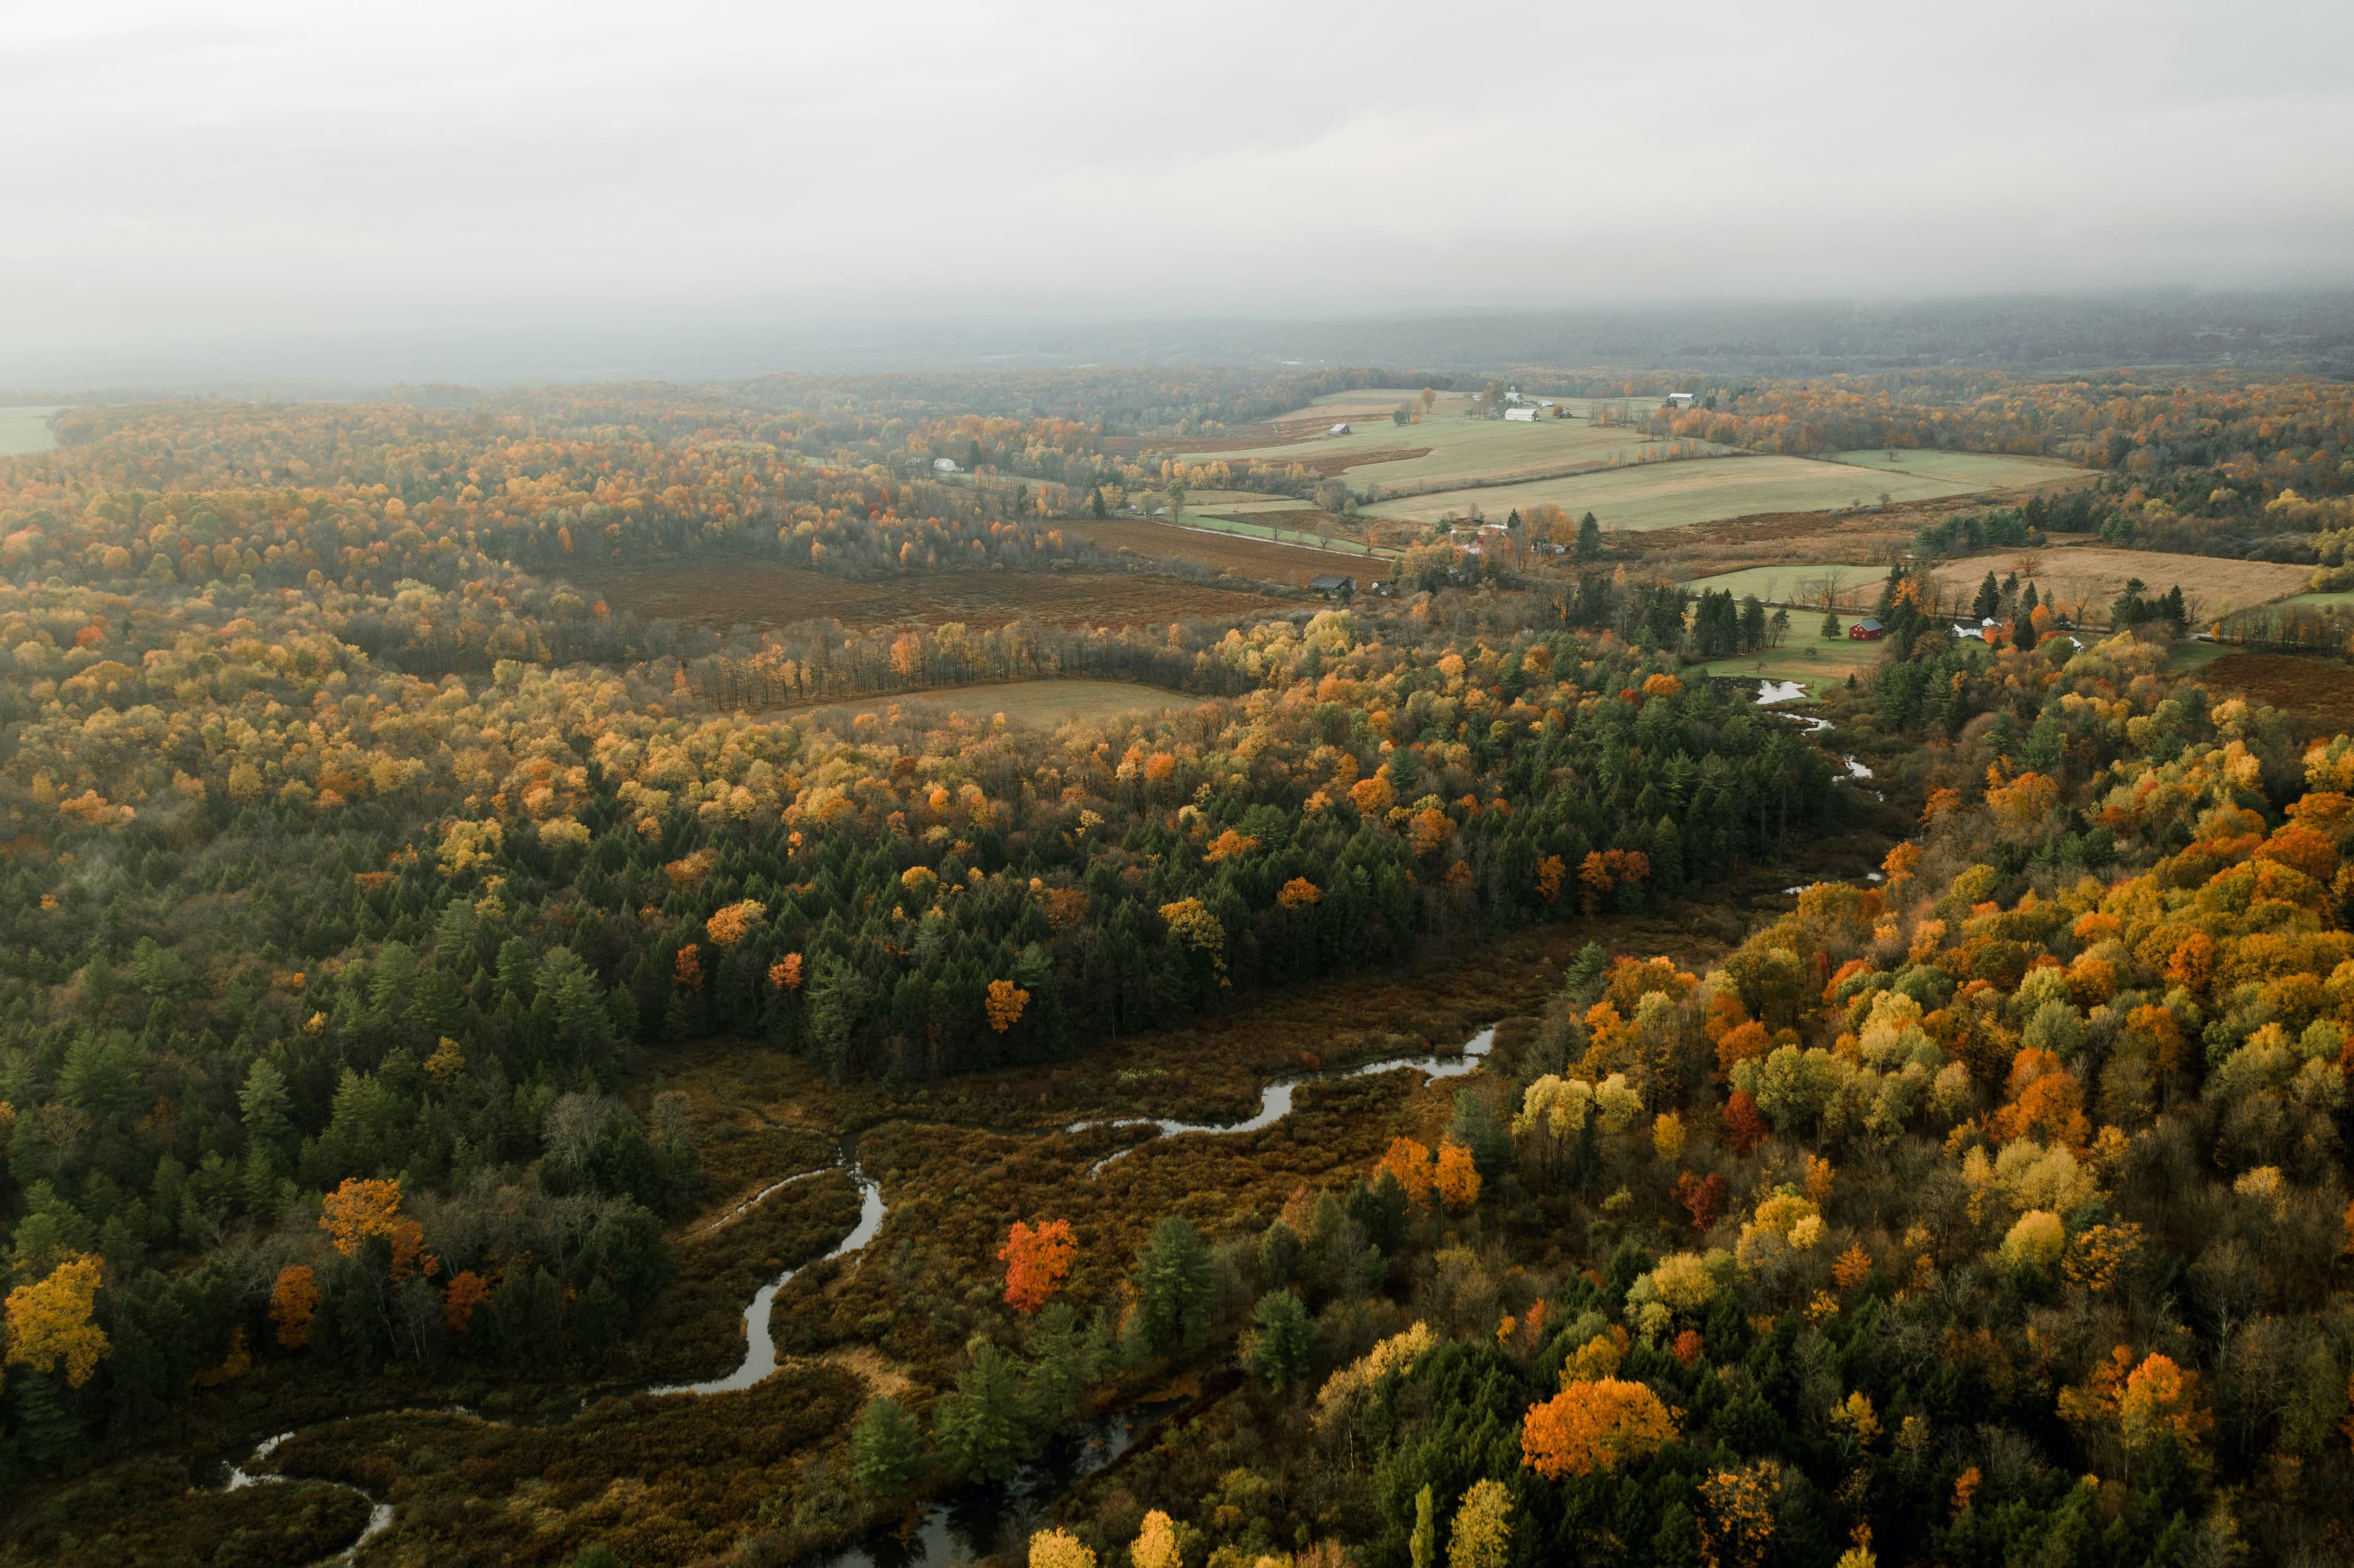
0, 373, 2349, 1568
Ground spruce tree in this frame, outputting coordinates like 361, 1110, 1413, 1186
1135, 1215, 1215, 1351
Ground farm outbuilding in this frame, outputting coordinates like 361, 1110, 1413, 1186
1328, 422, 1352, 436
932, 457, 959, 472
1504, 407, 1539, 422
1308, 573, 1357, 598
1849, 618, 1885, 640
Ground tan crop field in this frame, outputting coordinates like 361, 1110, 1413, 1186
558, 557, 1288, 634
764, 678, 1196, 731
1918, 547, 2309, 623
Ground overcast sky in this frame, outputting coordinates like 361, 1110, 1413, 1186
6, 0, 2351, 379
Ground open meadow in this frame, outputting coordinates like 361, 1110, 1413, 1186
1685, 632, 1890, 696
1680, 561, 1887, 607
1362, 447, 2075, 531
761, 678, 1194, 730
0, 407, 61, 455
558, 556, 1290, 632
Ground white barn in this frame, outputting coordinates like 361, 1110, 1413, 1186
1504, 406, 1539, 422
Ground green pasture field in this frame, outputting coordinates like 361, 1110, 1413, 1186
2168, 640, 2233, 671
1687, 633, 1889, 697
1361, 449, 2068, 531
2268, 590, 2354, 614
1680, 563, 1887, 606
1816, 448, 2090, 489
771, 679, 1192, 730
0, 407, 63, 455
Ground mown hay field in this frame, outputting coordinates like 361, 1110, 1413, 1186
0, 406, 61, 455
767, 678, 1196, 731
1363, 449, 2072, 531
558, 557, 1287, 633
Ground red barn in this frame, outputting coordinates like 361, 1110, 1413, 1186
1848, 617, 1884, 640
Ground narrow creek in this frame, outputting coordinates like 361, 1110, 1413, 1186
202, 1025, 1504, 1563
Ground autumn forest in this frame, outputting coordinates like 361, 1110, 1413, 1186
0, 356, 2352, 1568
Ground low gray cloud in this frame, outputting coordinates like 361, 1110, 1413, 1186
5, 0, 2350, 377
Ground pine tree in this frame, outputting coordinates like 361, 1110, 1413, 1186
1244, 1288, 1317, 1391
1973, 571, 2000, 620
1575, 512, 1601, 560
936, 1336, 1028, 1481
1821, 609, 1843, 640
1135, 1215, 1215, 1351
850, 1396, 926, 1497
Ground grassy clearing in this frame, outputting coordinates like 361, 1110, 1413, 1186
2271, 589, 2354, 613
1687, 635, 1888, 697
0, 406, 62, 456
1170, 508, 1397, 559
1680, 562, 1887, 606
770, 679, 1196, 730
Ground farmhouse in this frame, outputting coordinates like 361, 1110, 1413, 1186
1504, 406, 1539, 422
1849, 617, 1885, 641
1307, 573, 1356, 599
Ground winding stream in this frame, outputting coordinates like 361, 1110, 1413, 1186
202, 1024, 1505, 1562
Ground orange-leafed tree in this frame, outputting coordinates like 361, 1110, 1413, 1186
1378, 1137, 1436, 1206
321, 1177, 406, 1256
270, 1264, 321, 1349
1000, 1219, 1078, 1314
1435, 1142, 1482, 1211
985, 978, 1030, 1033
1521, 1377, 1678, 1478
444, 1271, 492, 1333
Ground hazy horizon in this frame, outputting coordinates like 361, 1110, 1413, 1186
7, 0, 2353, 388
